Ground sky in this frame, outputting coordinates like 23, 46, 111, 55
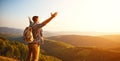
0, 0, 120, 33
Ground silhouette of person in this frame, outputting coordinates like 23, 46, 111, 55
26, 12, 57, 61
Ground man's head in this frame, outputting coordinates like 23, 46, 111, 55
32, 16, 39, 23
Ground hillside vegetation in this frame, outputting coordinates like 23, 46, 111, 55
48, 35, 120, 48
1, 35, 120, 61
0, 37, 61, 61
101, 35, 120, 42
0, 56, 18, 61
41, 40, 120, 61
1, 27, 120, 61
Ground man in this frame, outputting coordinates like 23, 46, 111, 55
26, 12, 57, 61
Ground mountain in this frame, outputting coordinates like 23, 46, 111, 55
0, 27, 23, 36
1, 27, 120, 61
42, 41, 120, 61
1, 27, 120, 48
41, 39, 74, 55
1, 33, 120, 61
0, 27, 59, 37
100, 35, 120, 42
0, 27, 59, 43
52, 31, 120, 36
57, 47, 120, 61
48, 35, 120, 48
1, 27, 120, 37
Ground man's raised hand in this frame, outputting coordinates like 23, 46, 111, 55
51, 12, 57, 18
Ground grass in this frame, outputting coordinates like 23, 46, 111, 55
0, 56, 18, 61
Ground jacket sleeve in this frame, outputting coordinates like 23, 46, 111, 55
35, 12, 57, 29
37, 16, 55, 28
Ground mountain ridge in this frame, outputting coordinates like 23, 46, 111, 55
0, 29, 120, 61
48, 35, 120, 48
1, 27, 120, 37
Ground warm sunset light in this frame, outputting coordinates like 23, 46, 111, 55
1, 1, 120, 61
1, 0, 120, 33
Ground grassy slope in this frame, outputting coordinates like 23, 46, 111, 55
42, 46, 120, 61
48, 35, 120, 48
100, 35, 120, 42
41, 39, 120, 61
0, 56, 18, 61
1, 31, 120, 61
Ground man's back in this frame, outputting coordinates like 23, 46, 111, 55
32, 23, 43, 42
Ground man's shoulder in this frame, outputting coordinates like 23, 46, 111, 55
35, 23, 43, 27
32, 23, 43, 29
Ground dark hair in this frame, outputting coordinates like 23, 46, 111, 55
32, 16, 38, 22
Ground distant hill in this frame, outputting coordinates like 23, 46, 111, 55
0, 27, 59, 37
1, 33, 120, 61
52, 31, 120, 36
1, 27, 120, 48
48, 35, 120, 48
42, 42, 120, 61
100, 35, 120, 42
1, 27, 120, 37
41, 39, 74, 55
0, 27, 23, 36
59, 47, 120, 61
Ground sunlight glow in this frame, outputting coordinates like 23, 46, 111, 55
49, 0, 120, 32
1, 0, 120, 33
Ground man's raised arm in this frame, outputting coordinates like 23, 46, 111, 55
40, 12, 57, 27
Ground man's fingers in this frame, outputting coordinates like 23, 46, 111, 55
53, 12, 57, 16
50, 12, 57, 17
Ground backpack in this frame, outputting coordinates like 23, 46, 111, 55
23, 26, 34, 43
